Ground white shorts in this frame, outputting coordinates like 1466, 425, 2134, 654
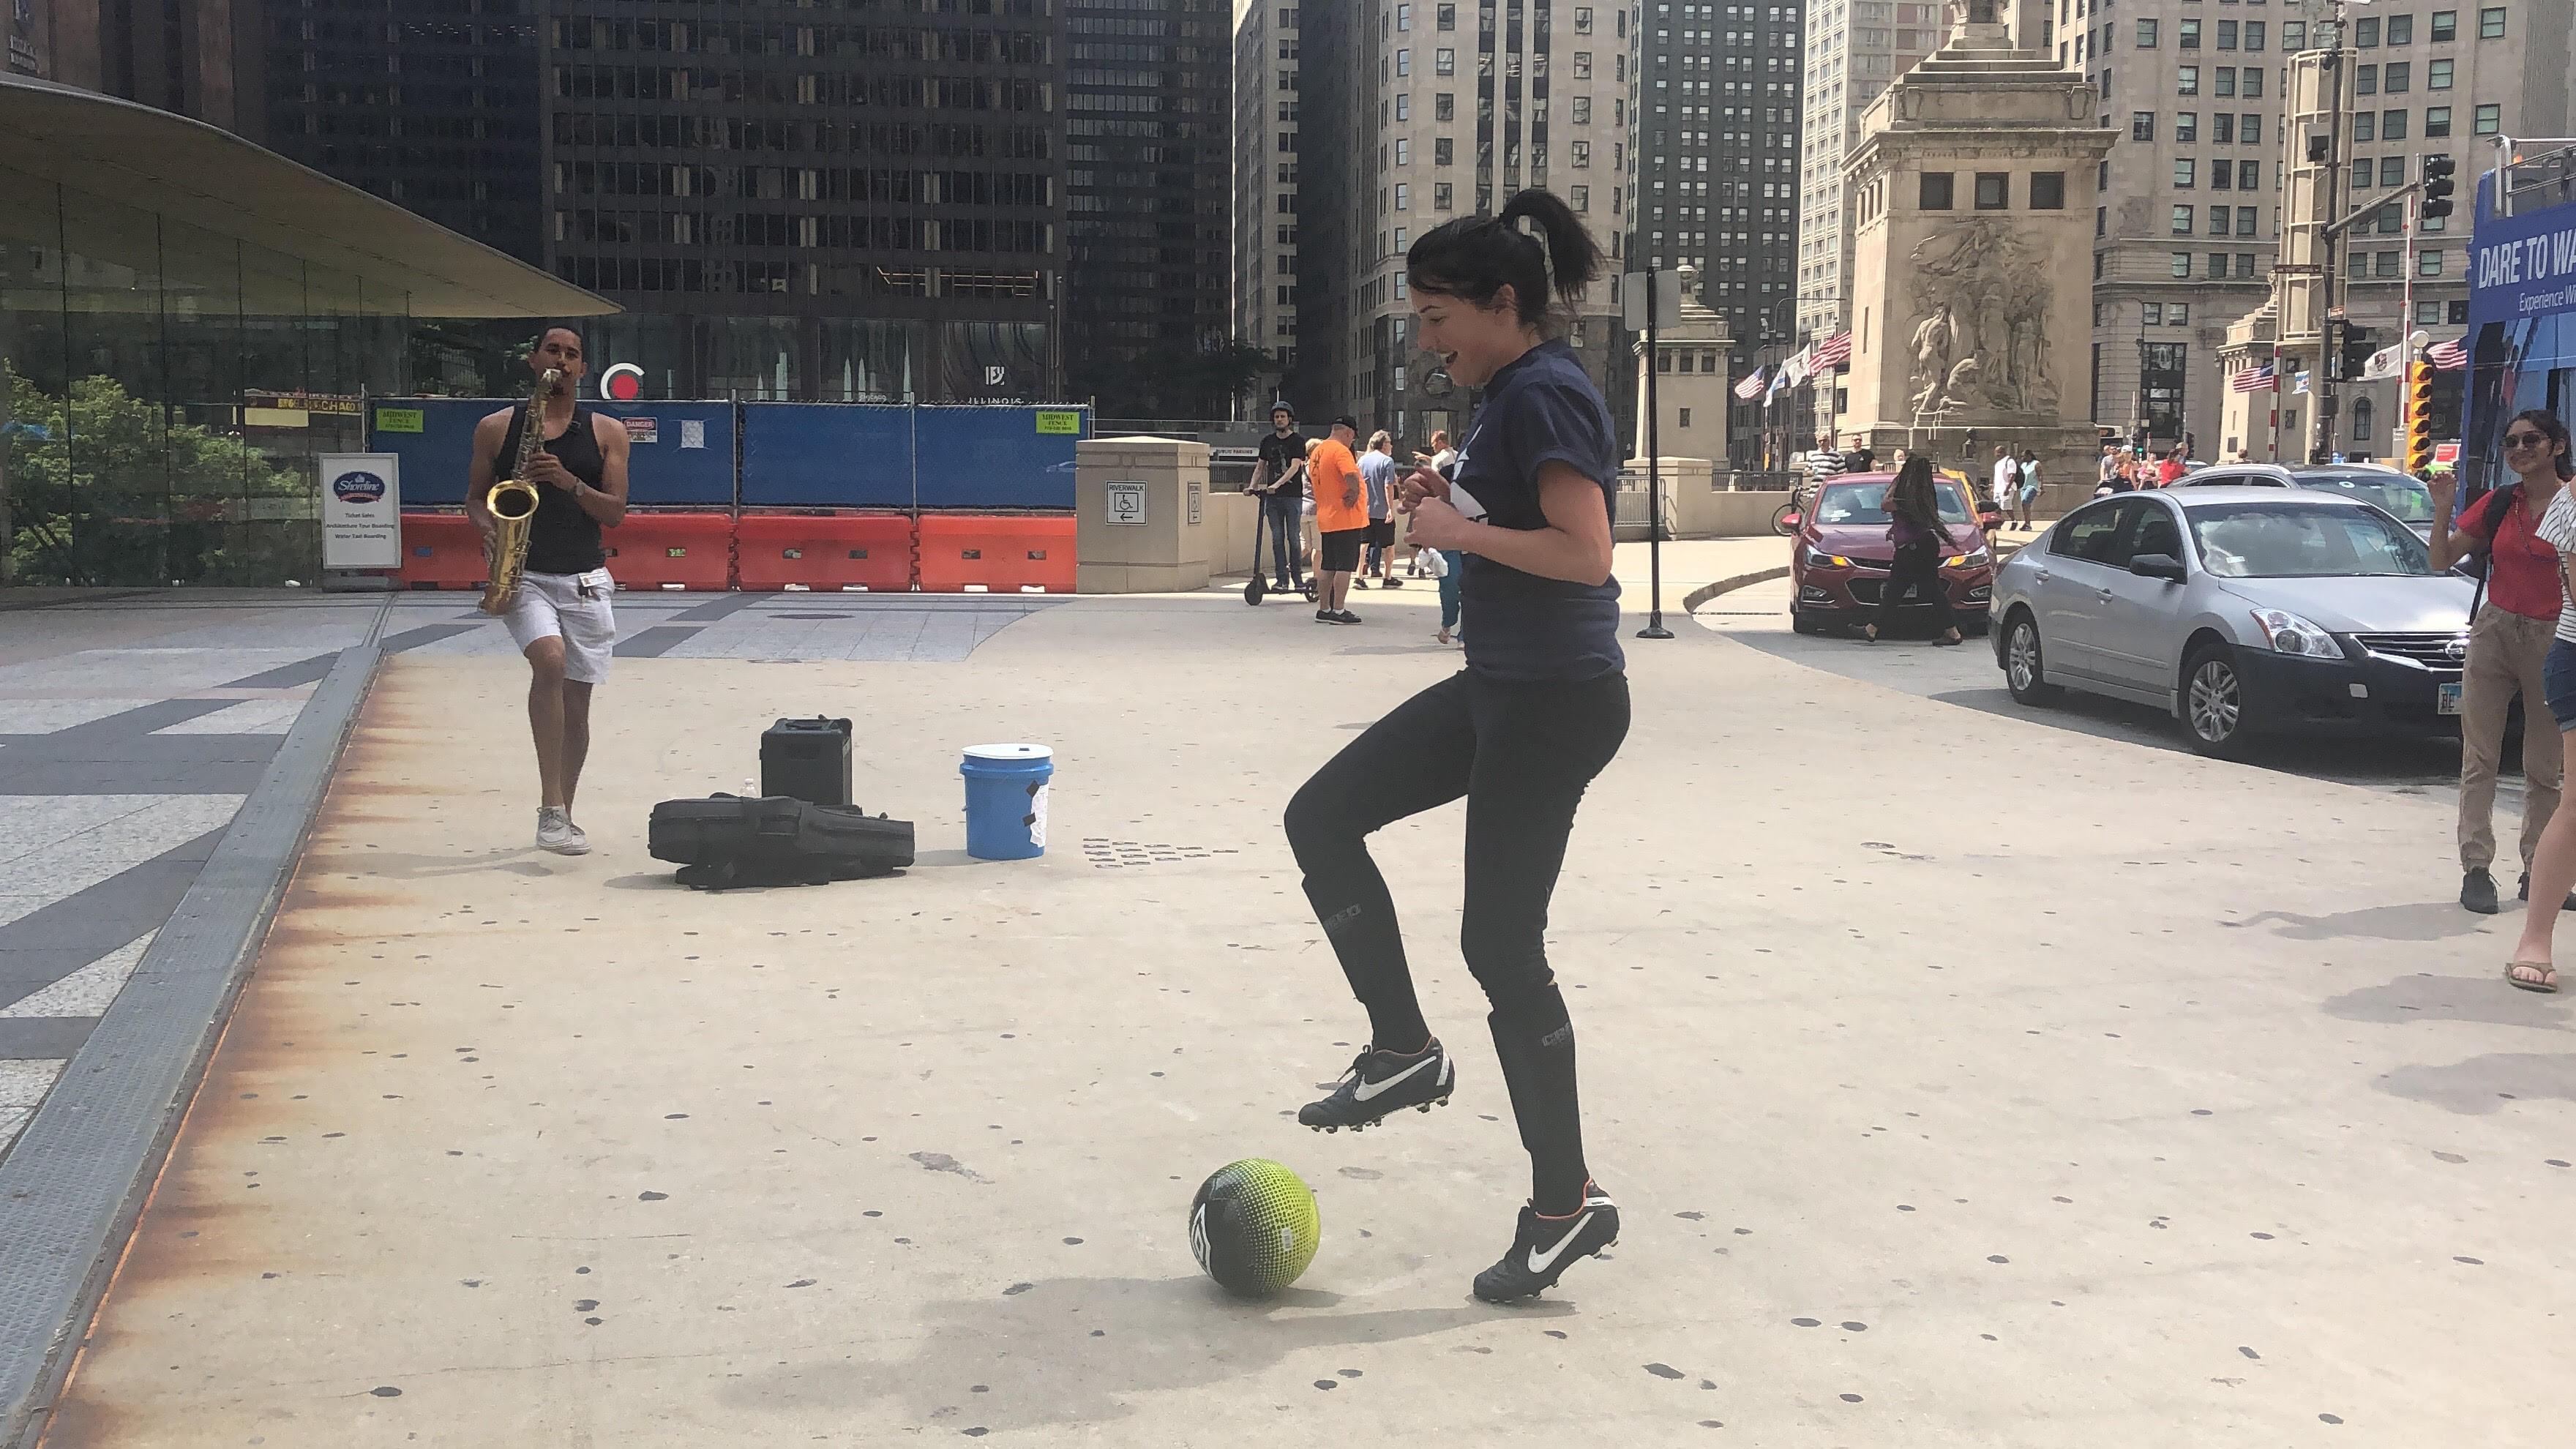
502, 568, 617, 684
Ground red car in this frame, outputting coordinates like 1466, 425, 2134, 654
1789, 472, 1996, 636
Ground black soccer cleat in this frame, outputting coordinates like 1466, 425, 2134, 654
1298, 1039, 1455, 1133
1472, 1183, 1620, 1303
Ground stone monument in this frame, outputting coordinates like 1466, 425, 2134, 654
1841, 9, 2115, 508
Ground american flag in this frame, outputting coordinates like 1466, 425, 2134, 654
2229, 362, 2279, 393
2428, 337, 2468, 370
1734, 365, 1769, 400
1810, 331, 1854, 370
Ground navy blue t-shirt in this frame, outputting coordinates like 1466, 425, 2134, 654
1451, 338, 1625, 681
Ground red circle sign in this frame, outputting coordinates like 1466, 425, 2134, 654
601, 364, 643, 402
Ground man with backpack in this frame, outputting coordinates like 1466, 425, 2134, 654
2430, 462, 2570, 914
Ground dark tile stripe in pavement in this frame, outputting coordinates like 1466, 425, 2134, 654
0, 830, 223, 1014
221, 623, 481, 689
671, 593, 765, 622
0, 1019, 96, 1060
613, 626, 705, 657
0, 591, 158, 614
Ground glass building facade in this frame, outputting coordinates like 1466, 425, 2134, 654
0, 164, 411, 587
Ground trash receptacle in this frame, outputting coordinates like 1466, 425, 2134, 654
961, 743, 1054, 861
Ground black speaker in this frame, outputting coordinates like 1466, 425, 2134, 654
761, 716, 853, 807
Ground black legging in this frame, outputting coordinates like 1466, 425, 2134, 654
1284, 667, 1630, 1214
1876, 539, 1955, 633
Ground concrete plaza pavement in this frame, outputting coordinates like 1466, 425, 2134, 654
24, 580, 2576, 1445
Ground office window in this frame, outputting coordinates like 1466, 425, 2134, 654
2431, 10, 2457, 42
1398, 2, 1412, 29
2354, 113, 2376, 142
2479, 8, 2506, 40
2217, 20, 2237, 50
2237, 205, 2258, 236
1569, 184, 1587, 211
2172, 304, 2190, 324
1573, 141, 1590, 168
1394, 184, 1409, 210
2032, 172, 2067, 209
2097, 205, 2108, 237
2375, 251, 2400, 277
2242, 113, 2263, 144
1573, 51, 1592, 78
2244, 67, 2264, 98
2215, 70, 2236, 99
1572, 96, 1591, 124
2171, 252, 2193, 278
2420, 249, 2444, 277
1434, 137, 1453, 165
2356, 18, 2380, 47
1920, 171, 1955, 209
2133, 111, 2157, 141
2174, 157, 2197, 188
1396, 138, 1410, 165
2239, 160, 2261, 190
2427, 106, 2452, 137
1438, 1, 1456, 29
1436, 48, 1456, 74
2474, 105, 2501, 135
2429, 59, 2453, 90
2284, 20, 2307, 48
2389, 14, 2415, 44
2384, 62, 2410, 93
2179, 67, 2198, 95
2214, 113, 2236, 144
2208, 252, 2229, 279
2180, 18, 2201, 48
2176, 111, 2199, 143
2138, 18, 2159, 46
1396, 94, 1410, 120
2144, 302, 2166, 326
2214, 159, 2234, 191
2244, 21, 2265, 51
1436, 92, 1454, 121
1575, 5, 1592, 32
1434, 181, 1453, 209
2356, 64, 2376, 96
1975, 172, 2009, 209
1396, 48, 1410, 75
2172, 204, 2195, 234
2383, 109, 2408, 140
2209, 204, 2231, 235
2378, 156, 2404, 187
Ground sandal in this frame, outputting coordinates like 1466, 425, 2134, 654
2506, 960, 2559, 993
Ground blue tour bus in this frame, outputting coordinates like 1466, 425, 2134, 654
2465, 146, 2576, 495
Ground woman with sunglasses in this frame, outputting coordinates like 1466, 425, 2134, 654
2488, 411, 2576, 989
2430, 411, 2572, 918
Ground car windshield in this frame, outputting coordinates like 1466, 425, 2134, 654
1815, 479, 1972, 525
2187, 501, 2435, 578
2294, 470, 2435, 523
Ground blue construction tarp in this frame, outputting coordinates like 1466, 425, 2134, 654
370, 399, 735, 506
738, 405, 915, 507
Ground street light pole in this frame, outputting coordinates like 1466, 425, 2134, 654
1639, 266, 1672, 640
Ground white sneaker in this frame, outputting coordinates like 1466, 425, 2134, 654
536, 806, 590, 855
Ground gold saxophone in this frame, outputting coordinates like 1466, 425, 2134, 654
479, 367, 563, 615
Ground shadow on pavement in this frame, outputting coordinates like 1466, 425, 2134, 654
2232, 903, 2493, 944
2375, 1052, 2576, 1115
723, 1273, 1518, 1434
2324, 971, 2575, 1027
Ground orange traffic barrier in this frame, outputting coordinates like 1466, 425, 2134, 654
602, 511, 734, 591
735, 512, 915, 592
397, 512, 488, 591
916, 514, 1077, 594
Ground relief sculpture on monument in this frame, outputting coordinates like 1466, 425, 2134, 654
1903, 216, 2058, 424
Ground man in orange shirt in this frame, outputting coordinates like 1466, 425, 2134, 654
1309, 417, 1371, 624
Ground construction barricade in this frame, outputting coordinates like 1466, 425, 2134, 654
396, 512, 489, 591
916, 514, 1078, 594
735, 512, 916, 592
601, 512, 733, 591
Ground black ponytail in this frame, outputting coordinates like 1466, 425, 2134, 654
1405, 188, 1604, 329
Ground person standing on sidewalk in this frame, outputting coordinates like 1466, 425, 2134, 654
2493, 412, 2576, 987
1253, 405, 1309, 594
1358, 430, 1404, 589
1308, 419, 1370, 623
1284, 190, 1628, 1300
2430, 409, 2572, 916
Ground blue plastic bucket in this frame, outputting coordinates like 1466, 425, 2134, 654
961, 743, 1055, 861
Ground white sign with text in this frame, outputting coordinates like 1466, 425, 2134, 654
320, 453, 401, 570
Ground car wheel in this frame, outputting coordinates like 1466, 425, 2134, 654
2004, 613, 2059, 705
2183, 643, 2258, 760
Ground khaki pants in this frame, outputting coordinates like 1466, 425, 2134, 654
2459, 604, 2564, 872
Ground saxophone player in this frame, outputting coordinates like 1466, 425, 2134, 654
467, 327, 631, 855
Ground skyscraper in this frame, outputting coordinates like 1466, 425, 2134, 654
1062, 0, 1233, 418
1630, 1, 1804, 351
1797, 1, 1952, 343
1232, 1, 1302, 408
1295, 0, 1633, 442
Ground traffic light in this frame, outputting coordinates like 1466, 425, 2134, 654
2404, 362, 2438, 476
2422, 154, 2458, 222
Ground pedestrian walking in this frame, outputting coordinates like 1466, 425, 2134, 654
1252, 404, 1310, 594
2490, 411, 2576, 988
1806, 435, 1846, 484
1308, 418, 1370, 623
2430, 408, 2572, 919
1284, 189, 1629, 1300
2156, 448, 2187, 487
2013, 449, 2040, 528
1358, 430, 1404, 588
1991, 446, 2020, 530
1862, 454, 1966, 646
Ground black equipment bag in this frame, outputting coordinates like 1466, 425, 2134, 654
760, 716, 853, 806
648, 793, 915, 891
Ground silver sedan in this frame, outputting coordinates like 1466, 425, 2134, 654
1991, 487, 2478, 757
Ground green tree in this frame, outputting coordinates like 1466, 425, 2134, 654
5, 363, 310, 586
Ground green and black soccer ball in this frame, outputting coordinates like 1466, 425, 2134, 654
1188, 1158, 1321, 1297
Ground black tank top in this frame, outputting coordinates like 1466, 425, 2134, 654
493, 405, 608, 575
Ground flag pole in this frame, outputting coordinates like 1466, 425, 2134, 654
1639, 265, 1672, 640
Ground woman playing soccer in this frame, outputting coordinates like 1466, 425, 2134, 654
1284, 190, 1629, 1302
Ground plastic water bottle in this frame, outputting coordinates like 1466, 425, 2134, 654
741, 776, 758, 799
